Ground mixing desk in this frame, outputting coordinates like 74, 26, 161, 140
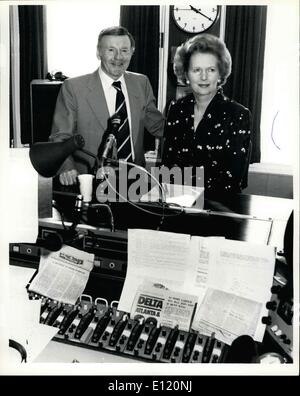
28, 290, 228, 363
9, 193, 295, 364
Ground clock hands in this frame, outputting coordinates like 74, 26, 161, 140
189, 5, 214, 22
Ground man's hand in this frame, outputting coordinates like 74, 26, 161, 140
59, 169, 78, 185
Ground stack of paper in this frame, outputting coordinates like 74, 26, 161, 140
118, 229, 276, 345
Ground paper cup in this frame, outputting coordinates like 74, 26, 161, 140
78, 174, 95, 202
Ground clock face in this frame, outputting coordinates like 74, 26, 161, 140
172, 5, 219, 33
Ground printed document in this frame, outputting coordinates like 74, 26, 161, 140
118, 229, 193, 313
118, 229, 275, 345
190, 237, 275, 344
28, 245, 94, 305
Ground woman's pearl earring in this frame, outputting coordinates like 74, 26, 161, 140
186, 79, 190, 85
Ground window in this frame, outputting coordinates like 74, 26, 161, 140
260, 5, 298, 167
46, 3, 120, 78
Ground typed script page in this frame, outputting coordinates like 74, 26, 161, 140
118, 229, 193, 313
190, 238, 276, 344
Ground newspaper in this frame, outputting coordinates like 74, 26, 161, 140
130, 281, 198, 332
28, 245, 94, 305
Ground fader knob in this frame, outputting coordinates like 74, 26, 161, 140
266, 301, 277, 310
174, 347, 180, 357
137, 340, 143, 349
212, 354, 219, 363
261, 316, 272, 325
271, 285, 282, 295
193, 351, 199, 361
119, 336, 125, 345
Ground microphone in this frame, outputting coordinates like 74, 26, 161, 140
99, 115, 121, 160
225, 335, 258, 363
36, 232, 64, 252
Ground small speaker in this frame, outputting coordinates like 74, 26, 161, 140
30, 79, 63, 144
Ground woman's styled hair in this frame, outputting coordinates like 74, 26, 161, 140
173, 33, 232, 86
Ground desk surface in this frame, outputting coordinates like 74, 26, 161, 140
204, 193, 294, 221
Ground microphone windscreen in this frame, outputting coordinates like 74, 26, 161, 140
37, 233, 63, 252
225, 335, 258, 363
111, 115, 121, 126
109, 115, 121, 133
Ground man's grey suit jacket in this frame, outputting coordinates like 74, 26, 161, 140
50, 69, 164, 173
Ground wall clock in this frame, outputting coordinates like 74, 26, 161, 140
172, 5, 219, 33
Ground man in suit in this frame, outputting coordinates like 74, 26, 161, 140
49, 26, 164, 185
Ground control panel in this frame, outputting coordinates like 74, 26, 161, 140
28, 292, 228, 363
10, 220, 294, 364
264, 275, 293, 362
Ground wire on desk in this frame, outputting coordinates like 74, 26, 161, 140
100, 159, 184, 229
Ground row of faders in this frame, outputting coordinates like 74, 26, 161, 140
30, 293, 228, 363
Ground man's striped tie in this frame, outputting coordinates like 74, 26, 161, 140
112, 81, 132, 162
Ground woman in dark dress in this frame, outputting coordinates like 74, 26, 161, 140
161, 34, 252, 195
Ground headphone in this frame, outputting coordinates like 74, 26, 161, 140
9, 339, 27, 362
